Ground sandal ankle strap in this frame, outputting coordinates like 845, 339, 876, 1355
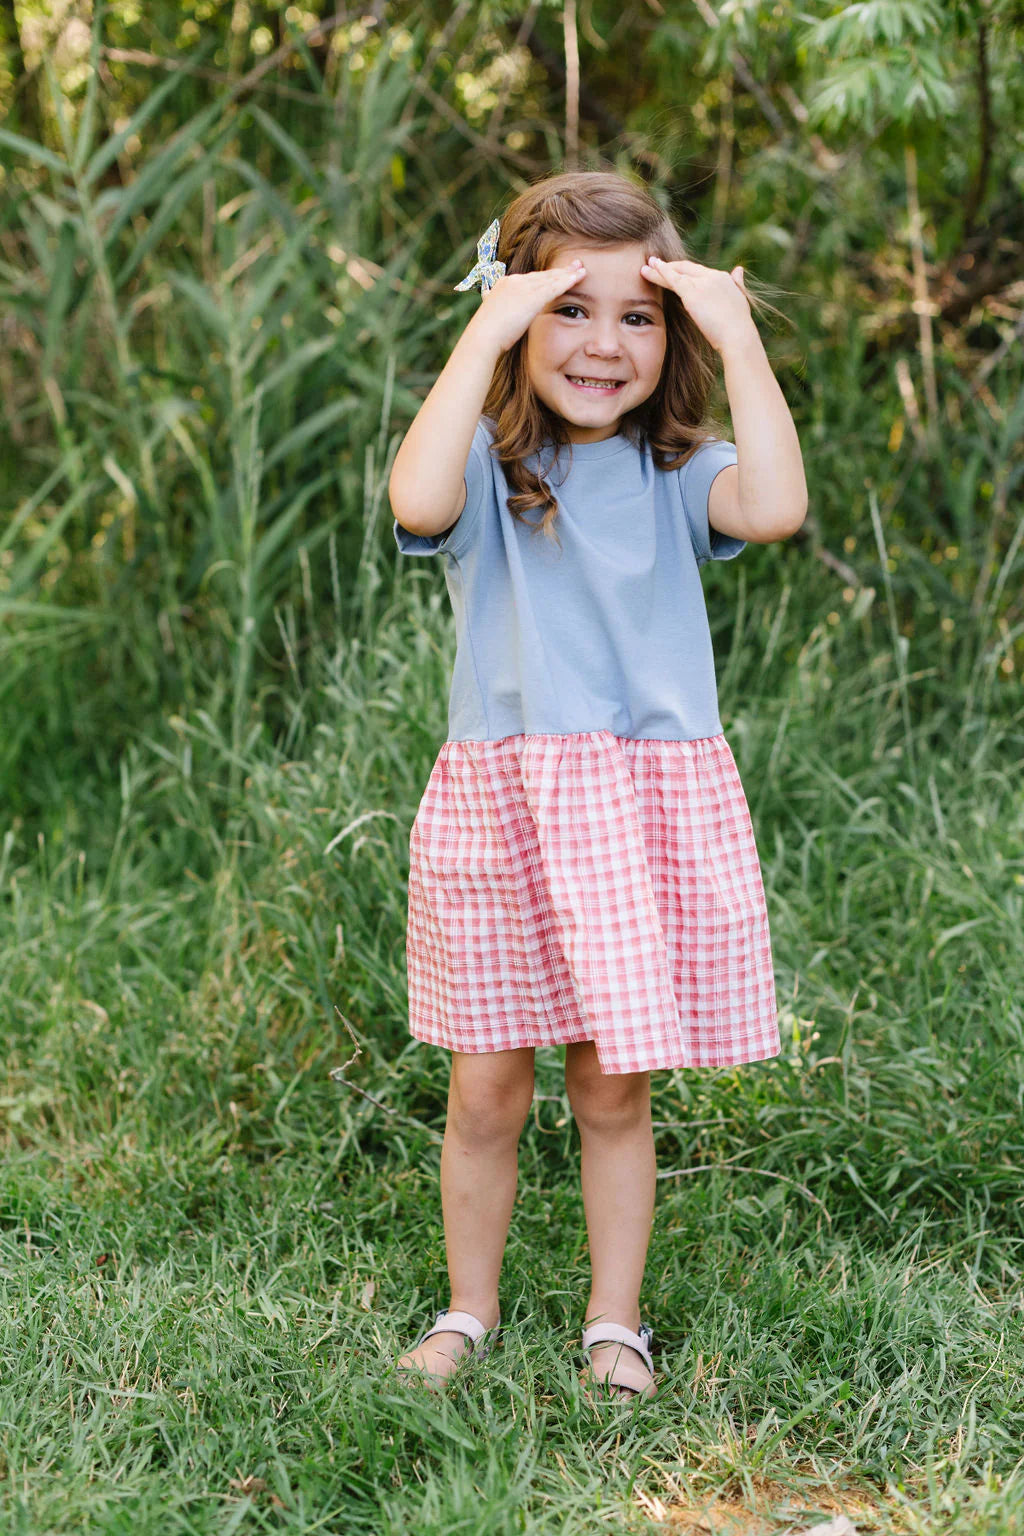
422, 1308, 499, 1345
582, 1321, 654, 1375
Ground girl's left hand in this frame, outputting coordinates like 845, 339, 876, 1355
640, 257, 756, 355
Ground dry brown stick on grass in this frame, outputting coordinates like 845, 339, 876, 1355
328, 1007, 444, 1144
657, 1159, 832, 1221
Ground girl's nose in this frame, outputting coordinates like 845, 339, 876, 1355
584, 328, 622, 357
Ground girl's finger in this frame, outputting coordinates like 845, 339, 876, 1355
528, 261, 585, 284
646, 256, 705, 271
641, 260, 683, 284
643, 257, 691, 278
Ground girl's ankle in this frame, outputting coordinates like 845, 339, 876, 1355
447, 1299, 500, 1330
584, 1303, 641, 1332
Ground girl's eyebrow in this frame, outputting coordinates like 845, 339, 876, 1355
557, 292, 663, 310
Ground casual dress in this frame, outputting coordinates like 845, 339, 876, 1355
393, 418, 780, 1074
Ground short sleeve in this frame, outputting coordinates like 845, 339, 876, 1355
392, 417, 494, 560
679, 439, 745, 567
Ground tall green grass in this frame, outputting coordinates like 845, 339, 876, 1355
4, 17, 1022, 843
0, 15, 460, 830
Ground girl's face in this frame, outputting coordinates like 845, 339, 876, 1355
523, 242, 667, 443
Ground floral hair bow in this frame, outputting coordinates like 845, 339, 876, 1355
453, 218, 506, 293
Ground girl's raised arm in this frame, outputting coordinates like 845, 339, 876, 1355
389, 260, 588, 537
389, 319, 504, 537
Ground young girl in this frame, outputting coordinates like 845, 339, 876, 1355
388, 170, 807, 1402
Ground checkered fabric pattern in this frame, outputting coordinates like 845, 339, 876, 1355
404, 730, 779, 1075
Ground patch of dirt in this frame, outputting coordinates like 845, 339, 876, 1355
636, 1474, 896, 1534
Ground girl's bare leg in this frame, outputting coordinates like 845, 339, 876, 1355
564, 1040, 656, 1395
397, 1046, 535, 1381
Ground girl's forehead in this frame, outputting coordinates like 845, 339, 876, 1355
546, 241, 662, 302
549, 240, 648, 267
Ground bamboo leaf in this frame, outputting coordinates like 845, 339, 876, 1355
252, 473, 335, 576
247, 104, 321, 192
82, 64, 198, 190
238, 219, 320, 328
43, 222, 80, 376
166, 273, 231, 340
242, 334, 337, 407
0, 600, 108, 620
0, 128, 68, 177
115, 132, 234, 288
0, 464, 69, 557
99, 100, 226, 252
261, 399, 355, 472
4, 477, 104, 599
807, 0, 942, 49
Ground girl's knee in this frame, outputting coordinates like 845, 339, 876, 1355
565, 1050, 649, 1134
448, 1048, 534, 1144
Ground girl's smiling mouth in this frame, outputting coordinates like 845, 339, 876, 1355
566, 375, 626, 392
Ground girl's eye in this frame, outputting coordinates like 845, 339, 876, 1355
555, 305, 652, 325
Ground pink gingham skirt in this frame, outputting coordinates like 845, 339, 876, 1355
404, 730, 780, 1075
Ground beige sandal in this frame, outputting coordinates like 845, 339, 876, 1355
395, 1308, 501, 1390
581, 1321, 658, 1401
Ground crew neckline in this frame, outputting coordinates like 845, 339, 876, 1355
545, 432, 634, 461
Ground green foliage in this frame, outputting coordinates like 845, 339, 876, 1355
797, 0, 962, 133
1, 6, 1023, 1529
1, 2, 1021, 825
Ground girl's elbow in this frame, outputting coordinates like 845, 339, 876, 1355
781, 495, 808, 538
788, 504, 808, 537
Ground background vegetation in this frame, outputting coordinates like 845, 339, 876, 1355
1, 1, 1023, 1531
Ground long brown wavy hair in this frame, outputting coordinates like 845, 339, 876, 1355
476, 170, 769, 543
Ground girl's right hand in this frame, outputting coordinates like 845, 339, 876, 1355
467, 260, 588, 355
